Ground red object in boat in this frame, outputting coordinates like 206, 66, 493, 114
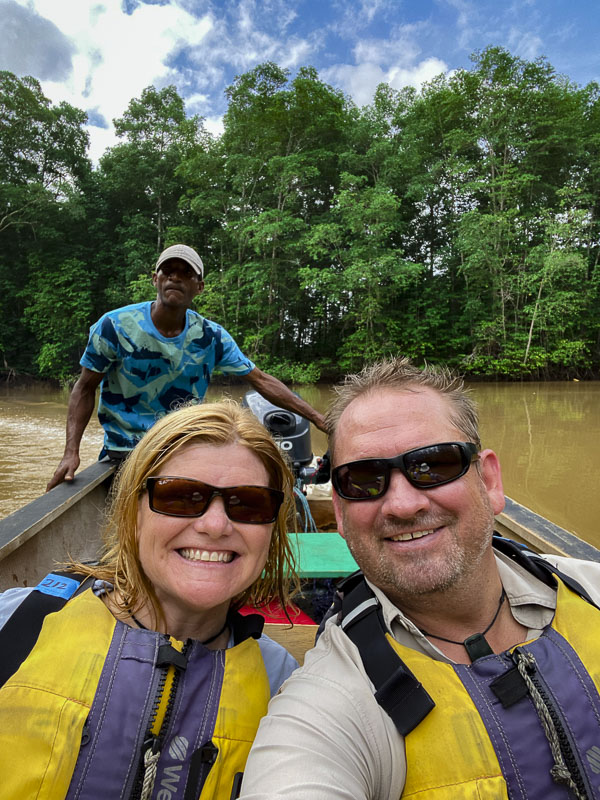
239, 600, 314, 624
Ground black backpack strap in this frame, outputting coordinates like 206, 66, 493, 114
0, 571, 91, 688
492, 534, 599, 609
316, 570, 364, 639
339, 573, 435, 736
328, 539, 596, 738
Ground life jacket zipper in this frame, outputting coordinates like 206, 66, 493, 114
513, 648, 591, 799
131, 637, 189, 800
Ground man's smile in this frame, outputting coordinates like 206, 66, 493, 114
387, 529, 436, 542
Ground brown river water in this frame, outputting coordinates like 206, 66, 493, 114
1, 380, 599, 549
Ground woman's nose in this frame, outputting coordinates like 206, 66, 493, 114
192, 495, 232, 536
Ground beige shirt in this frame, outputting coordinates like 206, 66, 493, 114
240, 553, 600, 800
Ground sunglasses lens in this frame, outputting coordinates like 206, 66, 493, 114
333, 443, 476, 500
151, 478, 210, 517
223, 487, 283, 524
404, 444, 467, 486
148, 478, 283, 524
334, 461, 389, 499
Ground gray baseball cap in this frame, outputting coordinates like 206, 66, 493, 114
155, 244, 204, 278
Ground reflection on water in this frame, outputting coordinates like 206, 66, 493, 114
1, 380, 598, 550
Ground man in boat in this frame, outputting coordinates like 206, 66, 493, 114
240, 357, 600, 800
47, 244, 326, 490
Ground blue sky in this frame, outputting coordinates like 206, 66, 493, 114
2, 0, 600, 162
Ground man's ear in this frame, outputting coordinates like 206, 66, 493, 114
331, 491, 347, 541
478, 449, 505, 515
151, 271, 158, 288
194, 279, 205, 298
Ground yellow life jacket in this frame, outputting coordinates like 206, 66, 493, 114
0, 588, 272, 800
333, 538, 600, 799
391, 577, 600, 798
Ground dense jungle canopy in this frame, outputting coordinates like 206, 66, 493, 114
2, 46, 600, 383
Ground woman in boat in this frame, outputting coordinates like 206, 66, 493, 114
0, 400, 299, 799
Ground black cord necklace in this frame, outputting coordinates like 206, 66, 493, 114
418, 588, 507, 662
130, 613, 229, 646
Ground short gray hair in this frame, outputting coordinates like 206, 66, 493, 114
326, 357, 481, 460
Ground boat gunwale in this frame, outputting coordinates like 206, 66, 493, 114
0, 460, 115, 562
495, 497, 600, 561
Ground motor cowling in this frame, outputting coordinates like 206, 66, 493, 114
242, 390, 313, 477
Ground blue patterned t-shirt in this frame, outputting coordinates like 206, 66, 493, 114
80, 302, 255, 453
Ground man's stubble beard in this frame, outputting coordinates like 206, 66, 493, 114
341, 490, 495, 605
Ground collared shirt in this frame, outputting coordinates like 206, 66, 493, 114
240, 553, 600, 800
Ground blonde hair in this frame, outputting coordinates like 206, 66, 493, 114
71, 401, 298, 627
326, 357, 481, 460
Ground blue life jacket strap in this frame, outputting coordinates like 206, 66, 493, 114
491, 534, 599, 609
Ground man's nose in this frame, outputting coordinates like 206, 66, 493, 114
380, 468, 431, 518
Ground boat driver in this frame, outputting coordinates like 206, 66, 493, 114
47, 244, 326, 490
240, 356, 600, 800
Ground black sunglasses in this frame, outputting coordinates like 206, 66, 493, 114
143, 477, 284, 524
332, 442, 479, 501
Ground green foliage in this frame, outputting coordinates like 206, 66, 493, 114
22, 258, 93, 380
128, 272, 156, 304
2, 46, 600, 382
0, 71, 90, 236
255, 358, 322, 384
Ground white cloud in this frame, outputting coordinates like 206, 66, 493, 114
184, 92, 225, 137
329, 0, 397, 39
441, 0, 483, 50
86, 125, 120, 163
0, 0, 75, 81
322, 62, 386, 106
269, 0, 298, 31
443, 0, 544, 62
323, 56, 448, 106
323, 11, 449, 107
204, 114, 225, 137
279, 38, 315, 69
507, 27, 543, 61
360, 0, 391, 25
7, 0, 213, 162
181, 1, 319, 84
185, 91, 211, 108
444, 0, 472, 30
388, 57, 448, 89
353, 32, 422, 68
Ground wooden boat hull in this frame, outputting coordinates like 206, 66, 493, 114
0, 461, 115, 588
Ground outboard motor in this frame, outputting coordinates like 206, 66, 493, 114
243, 390, 334, 622
242, 390, 330, 488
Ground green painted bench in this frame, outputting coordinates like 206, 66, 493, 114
290, 532, 358, 578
